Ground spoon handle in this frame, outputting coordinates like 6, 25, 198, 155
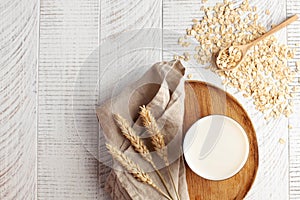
251, 15, 298, 47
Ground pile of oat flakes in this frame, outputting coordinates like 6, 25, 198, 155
176, 0, 298, 120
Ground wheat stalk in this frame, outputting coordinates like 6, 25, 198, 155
106, 143, 172, 200
113, 114, 174, 200
113, 114, 152, 163
139, 105, 181, 200
139, 106, 169, 164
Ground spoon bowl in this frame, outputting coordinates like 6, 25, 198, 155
215, 15, 298, 71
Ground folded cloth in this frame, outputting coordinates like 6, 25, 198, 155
96, 60, 190, 200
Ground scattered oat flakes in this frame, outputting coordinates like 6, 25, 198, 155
288, 125, 293, 129
265, 9, 270, 15
174, 55, 185, 60
192, 18, 198, 23
202, 0, 208, 3
243, 93, 249, 98
178, 37, 184, 45
181, 41, 191, 47
296, 61, 300, 70
177, 0, 297, 120
187, 74, 193, 79
279, 138, 286, 144
271, 24, 276, 28
183, 52, 191, 61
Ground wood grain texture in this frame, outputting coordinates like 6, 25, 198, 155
0, 0, 38, 199
38, 0, 99, 199
287, 1, 300, 199
184, 81, 258, 200
162, 0, 205, 62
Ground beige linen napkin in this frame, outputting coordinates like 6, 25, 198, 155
96, 60, 189, 200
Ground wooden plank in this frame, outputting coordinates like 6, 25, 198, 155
0, 0, 38, 199
98, 0, 162, 198
38, 1, 99, 199
162, 0, 205, 61
287, 1, 300, 199
163, 0, 289, 199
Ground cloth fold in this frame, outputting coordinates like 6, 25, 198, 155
96, 60, 190, 200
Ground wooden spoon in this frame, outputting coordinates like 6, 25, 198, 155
215, 15, 298, 71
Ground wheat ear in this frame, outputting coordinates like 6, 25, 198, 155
139, 106, 181, 200
139, 106, 168, 164
113, 114, 152, 163
106, 143, 172, 200
113, 114, 174, 200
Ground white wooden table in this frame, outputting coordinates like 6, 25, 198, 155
1, 0, 300, 199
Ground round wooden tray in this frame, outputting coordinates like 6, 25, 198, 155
184, 81, 259, 200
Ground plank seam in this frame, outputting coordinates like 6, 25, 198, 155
98, 0, 101, 198
286, 1, 291, 199
36, 0, 41, 199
